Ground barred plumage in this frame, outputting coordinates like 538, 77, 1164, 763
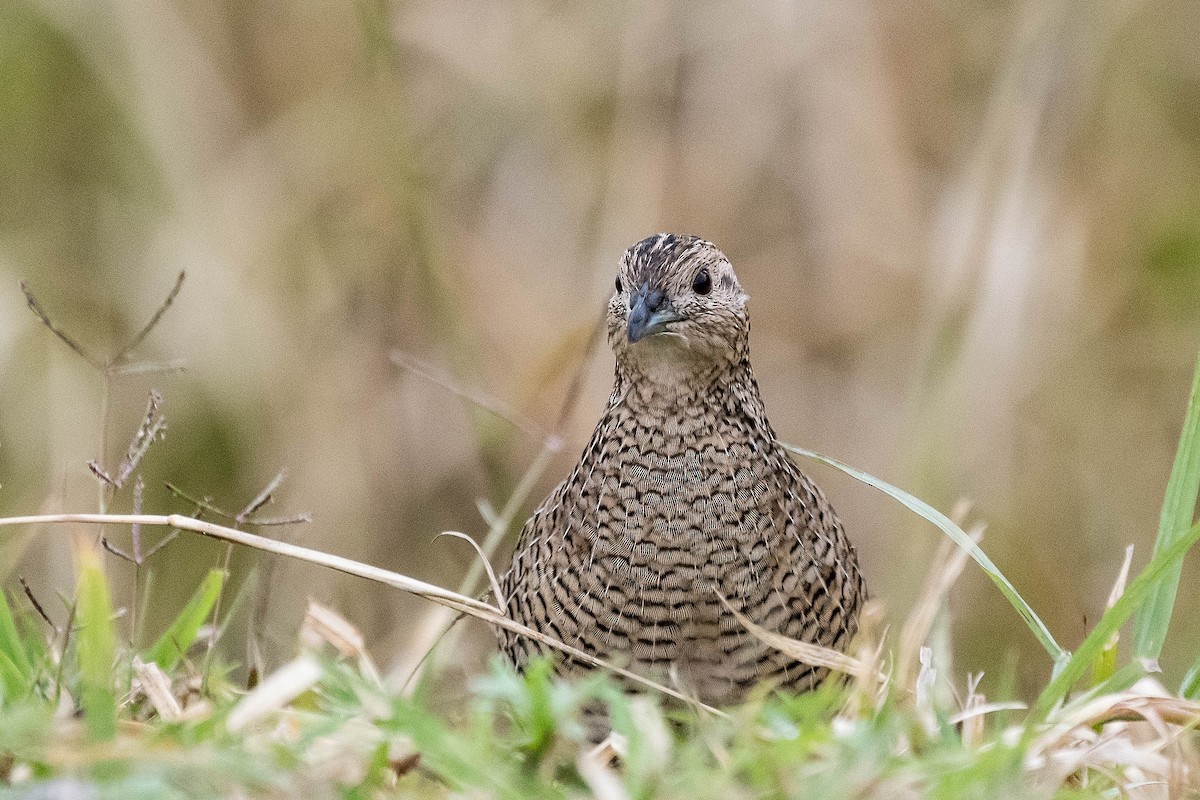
499, 233, 865, 705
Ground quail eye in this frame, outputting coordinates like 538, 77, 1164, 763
615, 275, 623, 293
692, 269, 711, 295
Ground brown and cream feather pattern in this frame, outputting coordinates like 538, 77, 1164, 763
499, 233, 865, 705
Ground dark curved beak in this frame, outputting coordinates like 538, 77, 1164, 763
627, 284, 681, 343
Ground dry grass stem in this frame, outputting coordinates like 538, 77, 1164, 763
1103, 545, 1135, 649
107, 359, 188, 376
577, 746, 632, 800
0, 512, 725, 715
588, 733, 626, 767
390, 351, 546, 439
19, 280, 100, 367
716, 593, 886, 685
303, 601, 383, 688
1023, 679, 1200, 792
22, 272, 186, 371
390, 605, 466, 696
19, 575, 58, 634
897, 524, 983, 690
435, 530, 506, 606
226, 656, 322, 733
948, 700, 1027, 727
132, 658, 183, 721
116, 271, 185, 360
238, 469, 287, 523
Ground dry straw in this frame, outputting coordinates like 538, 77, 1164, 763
0, 512, 726, 715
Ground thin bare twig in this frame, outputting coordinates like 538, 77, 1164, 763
23, 273, 185, 528
165, 484, 233, 518
22, 272, 187, 371
242, 513, 313, 526
105, 481, 186, 566
460, 440, 563, 600
397, 612, 468, 693
19, 576, 58, 634
116, 271, 186, 361
390, 351, 546, 439
553, 309, 606, 431
238, 470, 286, 523
396, 306, 605, 602
19, 281, 100, 368
53, 600, 77, 707
165, 479, 310, 527
108, 359, 188, 376
142, 528, 182, 560
130, 474, 145, 653
101, 537, 135, 562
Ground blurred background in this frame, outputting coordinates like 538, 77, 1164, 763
1, 0, 1199, 699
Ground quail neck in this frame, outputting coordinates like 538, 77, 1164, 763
499, 233, 865, 706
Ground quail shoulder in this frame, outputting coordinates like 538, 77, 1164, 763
499, 233, 865, 705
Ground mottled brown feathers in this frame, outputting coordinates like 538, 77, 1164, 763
499, 233, 865, 705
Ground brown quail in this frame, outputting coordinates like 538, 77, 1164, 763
499, 233, 865, 705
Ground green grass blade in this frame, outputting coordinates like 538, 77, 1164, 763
1090, 546, 1132, 688
1089, 639, 1117, 688
144, 568, 225, 671
1031, 517, 1200, 722
75, 546, 118, 741
1181, 657, 1200, 700
0, 650, 28, 701
1092, 661, 1148, 698
1132, 350, 1200, 662
18, 613, 48, 677
0, 590, 34, 693
782, 444, 1066, 665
